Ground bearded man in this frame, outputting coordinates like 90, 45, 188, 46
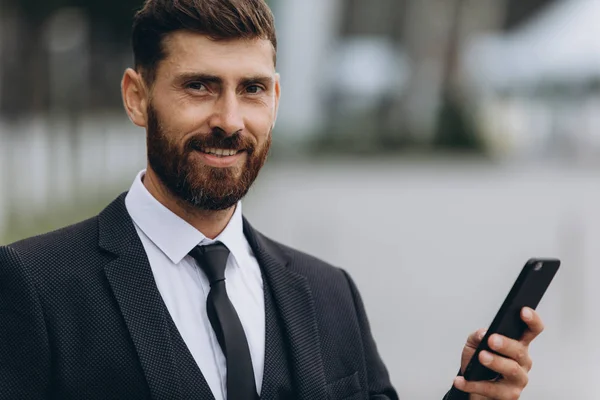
0, 1, 545, 399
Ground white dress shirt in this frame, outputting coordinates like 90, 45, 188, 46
125, 170, 265, 400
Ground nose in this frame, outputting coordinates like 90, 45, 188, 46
207, 92, 244, 136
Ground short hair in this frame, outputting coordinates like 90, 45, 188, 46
132, 0, 277, 84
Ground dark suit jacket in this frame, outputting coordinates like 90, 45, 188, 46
0, 194, 402, 400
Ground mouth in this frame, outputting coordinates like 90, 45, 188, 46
197, 147, 243, 157
192, 147, 246, 168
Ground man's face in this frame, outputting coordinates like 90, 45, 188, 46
145, 31, 280, 210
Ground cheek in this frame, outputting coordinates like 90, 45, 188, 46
152, 87, 212, 129
159, 102, 210, 138
178, 107, 209, 130
243, 109, 274, 142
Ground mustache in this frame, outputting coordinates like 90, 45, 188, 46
186, 129, 256, 153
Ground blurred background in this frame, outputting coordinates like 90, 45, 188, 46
1, 0, 599, 398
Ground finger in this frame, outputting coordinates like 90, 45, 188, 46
520, 307, 544, 345
454, 376, 523, 400
488, 334, 533, 371
478, 350, 529, 387
466, 328, 488, 348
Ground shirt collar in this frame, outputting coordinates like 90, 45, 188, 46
125, 169, 248, 265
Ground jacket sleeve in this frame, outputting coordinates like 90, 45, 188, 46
0, 245, 50, 399
341, 269, 400, 400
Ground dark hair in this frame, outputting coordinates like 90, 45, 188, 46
132, 0, 277, 84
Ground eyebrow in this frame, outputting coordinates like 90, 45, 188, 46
174, 73, 274, 87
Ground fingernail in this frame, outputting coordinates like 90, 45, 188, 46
522, 308, 533, 321
454, 376, 465, 389
479, 330, 488, 340
480, 351, 494, 365
491, 336, 503, 349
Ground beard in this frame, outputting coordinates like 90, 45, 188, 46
146, 104, 271, 211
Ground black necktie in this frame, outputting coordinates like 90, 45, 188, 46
189, 243, 258, 400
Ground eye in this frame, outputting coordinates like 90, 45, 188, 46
246, 85, 264, 94
186, 82, 207, 91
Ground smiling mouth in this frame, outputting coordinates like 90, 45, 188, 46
197, 147, 243, 157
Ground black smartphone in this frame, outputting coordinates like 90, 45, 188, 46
462, 258, 561, 382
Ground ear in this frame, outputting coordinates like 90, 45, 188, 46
273, 72, 281, 129
121, 68, 150, 128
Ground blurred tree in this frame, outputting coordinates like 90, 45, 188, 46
433, 0, 481, 152
0, 0, 282, 116
75, 0, 142, 36
327, 0, 407, 151
1, 0, 143, 117
394, 0, 557, 152
10, 0, 140, 34
385, 0, 466, 148
431, 0, 557, 152
8, 0, 67, 23
0, 4, 49, 117
1, 0, 144, 220
504, 0, 556, 30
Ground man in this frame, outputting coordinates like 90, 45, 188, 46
0, 1, 544, 399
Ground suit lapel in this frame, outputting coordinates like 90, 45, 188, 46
98, 194, 186, 400
104, 252, 182, 400
98, 195, 328, 400
244, 219, 328, 400
259, 270, 294, 398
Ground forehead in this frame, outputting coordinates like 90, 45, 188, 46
158, 30, 276, 79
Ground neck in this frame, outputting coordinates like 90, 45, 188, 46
142, 167, 235, 239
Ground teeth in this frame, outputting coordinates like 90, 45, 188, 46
201, 148, 239, 157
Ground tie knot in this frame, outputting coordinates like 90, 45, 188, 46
189, 243, 230, 285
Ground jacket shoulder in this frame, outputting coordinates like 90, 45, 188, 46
259, 234, 350, 286
6, 217, 99, 258
1, 217, 104, 284
267, 234, 343, 275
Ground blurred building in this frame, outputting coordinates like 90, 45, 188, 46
1, 1, 599, 398
462, 0, 600, 162
273, 0, 562, 152
1, 0, 556, 144
0, 0, 569, 238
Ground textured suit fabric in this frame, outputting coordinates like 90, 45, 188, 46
257, 271, 295, 399
0, 193, 403, 399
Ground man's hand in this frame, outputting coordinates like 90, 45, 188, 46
453, 307, 544, 400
